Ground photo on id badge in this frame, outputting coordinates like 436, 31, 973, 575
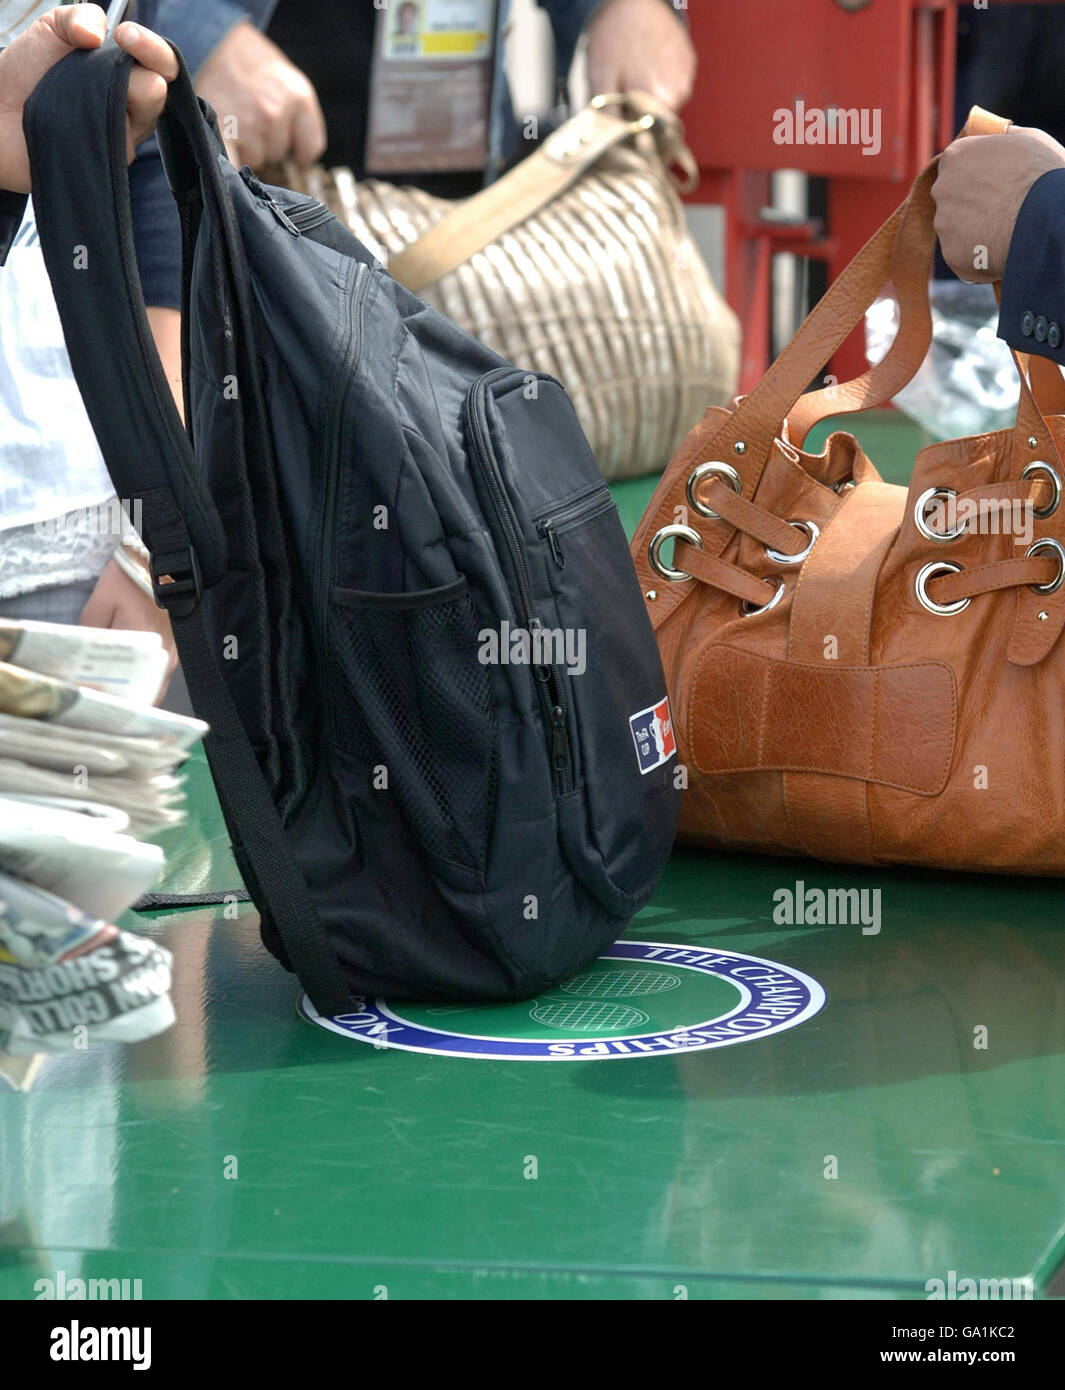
383, 0, 495, 61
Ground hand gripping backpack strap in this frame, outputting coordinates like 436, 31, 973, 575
24, 44, 350, 1016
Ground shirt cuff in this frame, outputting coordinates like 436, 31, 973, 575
999, 166, 1065, 364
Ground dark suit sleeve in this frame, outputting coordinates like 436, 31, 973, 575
999, 166, 1065, 363
0, 189, 28, 265
536, 0, 606, 78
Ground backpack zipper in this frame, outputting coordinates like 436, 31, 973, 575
466, 371, 574, 794
536, 487, 613, 569
265, 196, 301, 235
261, 190, 332, 237
315, 261, 371, 694
284, 200, 334, 234
239, 167, 332, 237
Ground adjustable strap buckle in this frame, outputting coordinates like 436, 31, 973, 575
150, 545, 202, 617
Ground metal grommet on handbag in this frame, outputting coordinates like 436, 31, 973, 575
915, 561, 971, 615
686, 462, 743, 520
914, 487, 965, 543
766, 519, 820, 565
648, 524, 703, 582
1026, 537, 1065, 594
739, 577, 785, 617
1020, 461, 1062, 519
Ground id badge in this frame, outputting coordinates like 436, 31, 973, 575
365, 0, 497, 175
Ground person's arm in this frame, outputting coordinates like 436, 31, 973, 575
933, 125, 1065, 362
0, 7, 182, 695
538, 0, 695, 111
145, 0, 325, 169
147, 0, 255, 79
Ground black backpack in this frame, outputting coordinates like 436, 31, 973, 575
24, 46, 680, 1014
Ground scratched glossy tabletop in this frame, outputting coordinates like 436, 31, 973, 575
2, 413, 1064, 1300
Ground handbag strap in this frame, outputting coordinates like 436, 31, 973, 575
632, 106, 1065, 636
784, 107, 1013, 447
784, 167, 937, 447
386, 92, 695, 293
702, 106, 1047, 487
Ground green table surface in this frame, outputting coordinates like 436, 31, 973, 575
2, 413, 1063, 1301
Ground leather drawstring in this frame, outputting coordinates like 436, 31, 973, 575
920, 474, 1059, 603
692, 477, 812, 555
673, 542, 781, 607
670, 474, 814, 606
927, 554, 1057, 603
675, 472, 1060, 609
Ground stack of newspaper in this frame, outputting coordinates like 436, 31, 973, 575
0, 619, 206, 1054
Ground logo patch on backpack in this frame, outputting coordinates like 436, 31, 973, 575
629, 696, 676, 774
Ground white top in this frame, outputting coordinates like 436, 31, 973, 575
0, 201, 130, 599
0, 199, 115, 530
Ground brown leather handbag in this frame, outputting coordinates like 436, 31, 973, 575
264, 93, 739, 482
630, 108, 1065, 875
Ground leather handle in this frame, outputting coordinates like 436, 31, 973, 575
962, 105, 1013, 137
386, 94, 695, 293
706, 184, 927, 472
785, 105, 1013, 449
785, 168, 937, 447
632, 103, 1065, 652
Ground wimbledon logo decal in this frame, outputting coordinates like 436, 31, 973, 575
298, 942, 826, 1060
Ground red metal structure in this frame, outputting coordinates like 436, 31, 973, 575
684, 0, 958, 390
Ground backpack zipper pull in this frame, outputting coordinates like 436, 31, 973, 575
538, 520, 565, 568
266, 197, 301, 236
551, 705, 570, 773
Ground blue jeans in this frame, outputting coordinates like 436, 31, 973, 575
0, 581, 96, 626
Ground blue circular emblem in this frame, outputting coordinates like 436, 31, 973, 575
298, 941, 826, 1060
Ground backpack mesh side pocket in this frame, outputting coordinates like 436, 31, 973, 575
328, 578, 498, 875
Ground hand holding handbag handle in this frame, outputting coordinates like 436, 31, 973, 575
632, 107, 1064, 636
784, 107, 1013, 448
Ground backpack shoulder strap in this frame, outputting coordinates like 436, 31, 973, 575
24, 43, 350, 1016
